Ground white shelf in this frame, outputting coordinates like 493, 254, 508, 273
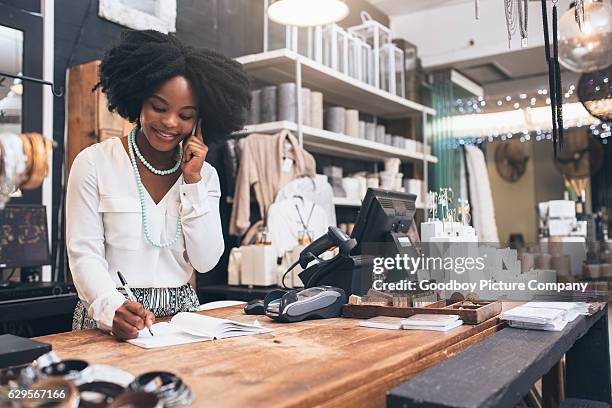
333, 196, 425, 210
234, 121, 438, 164
333, 197, 362, 207
236, 49, 435, 118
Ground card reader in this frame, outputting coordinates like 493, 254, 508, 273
263, 286, 346, 323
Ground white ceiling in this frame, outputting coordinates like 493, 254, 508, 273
365, 0, 578, 97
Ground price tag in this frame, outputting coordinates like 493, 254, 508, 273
282, 158, 293, 173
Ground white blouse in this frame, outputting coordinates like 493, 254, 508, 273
66, 137, 224, 330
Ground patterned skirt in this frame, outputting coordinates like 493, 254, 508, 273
72, 283, 200, 331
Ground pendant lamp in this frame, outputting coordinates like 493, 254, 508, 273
558, 0, 612, 73
268, 0, 349, 27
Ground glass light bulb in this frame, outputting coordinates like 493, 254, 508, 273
558, 1, 612, 72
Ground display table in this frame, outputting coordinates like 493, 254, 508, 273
388, 304, 611, 407
35, 305, 503, 407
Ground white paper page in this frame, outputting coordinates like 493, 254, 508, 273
170, 313, 222, 338
171, 313, 271, 338
126, 322, 212, 349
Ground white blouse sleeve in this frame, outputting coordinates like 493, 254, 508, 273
178, 163, 224, 273
66, 148, 126, 331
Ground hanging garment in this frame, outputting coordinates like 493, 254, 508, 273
266, 196, 329, 258
229, 130, 316, 236
275, 174, 336, 226
464, 145, 500, 242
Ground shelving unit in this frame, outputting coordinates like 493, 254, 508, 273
235, 47, 436, 214
236, 49, 435, 118
233, 121, 438, 163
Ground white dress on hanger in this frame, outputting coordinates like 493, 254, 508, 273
274, 174, 336, 226
464, 145, 500, 243
266, 196, 329, 258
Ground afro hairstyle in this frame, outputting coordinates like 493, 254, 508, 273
95, 29, 251, 143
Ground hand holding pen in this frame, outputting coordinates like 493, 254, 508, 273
112, 271, 155, 339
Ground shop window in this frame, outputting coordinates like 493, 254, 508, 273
98, 0, 176, 33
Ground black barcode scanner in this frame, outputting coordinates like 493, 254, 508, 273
298, 226, 356, 269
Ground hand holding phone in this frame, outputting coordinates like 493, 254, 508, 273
181, 118, 208, 184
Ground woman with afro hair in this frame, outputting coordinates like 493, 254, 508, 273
66, 30, 250, 339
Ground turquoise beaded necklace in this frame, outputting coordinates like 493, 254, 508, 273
127, 127, 182, 248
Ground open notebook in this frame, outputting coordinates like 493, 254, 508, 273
127, 312, 272, 349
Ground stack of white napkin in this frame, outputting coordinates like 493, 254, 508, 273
501, 302, 590, 331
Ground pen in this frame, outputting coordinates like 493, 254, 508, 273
117, 271, 154, 336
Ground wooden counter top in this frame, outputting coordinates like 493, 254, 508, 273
35, 306, 503, 407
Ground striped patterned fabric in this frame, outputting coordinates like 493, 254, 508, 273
72, 284, 200, 331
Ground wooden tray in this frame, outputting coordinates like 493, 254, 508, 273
342, 300, 502, 325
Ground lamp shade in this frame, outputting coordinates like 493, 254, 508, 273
558, 0, 612, 73
578, 65, 612, 122
268, 0, 349, 27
